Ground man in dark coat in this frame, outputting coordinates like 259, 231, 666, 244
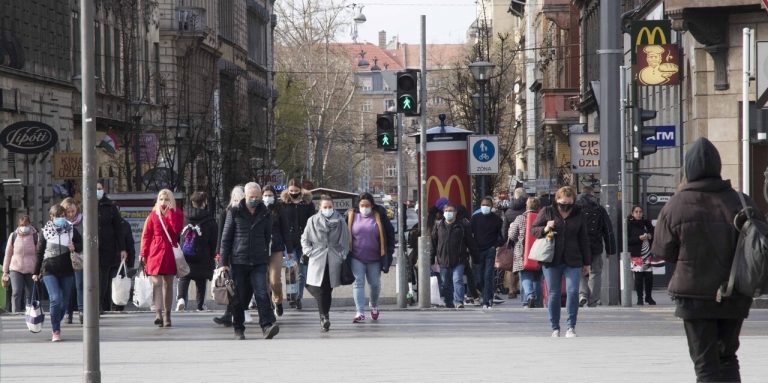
652, 137, 758, 382
431, 203, 478, 308
576, 186, 616, 307
176, 191, 218, 312
96, 182, 126, 313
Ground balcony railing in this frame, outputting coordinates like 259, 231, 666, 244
175, 7, 207, 35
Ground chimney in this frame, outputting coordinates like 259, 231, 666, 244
378, 30, 387, 49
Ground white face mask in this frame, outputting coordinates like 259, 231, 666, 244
96, 190, 104, 200
480, 206, 492, 215
360, 207, 372, 216
19, 226, 31, 235
263, 196, 275, 206
321, 208, 334, 218
443, 212, 455, 221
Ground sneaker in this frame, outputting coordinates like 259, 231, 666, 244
492, 297, 505, 305
579, 296, 587, 307
321, 316, 331, 332
197, 304, 208, 312
353, 313, 365, 323
370, 305, 380, 321
262, 323, 280, 339
66, 313, 73, 324
482, 305, 492, 311
244, 311, 253, 323
565, 328, 577, 338
234, 330, 245, 340
175, 298, 186, 312
52, 331, 62, 342
275, 303, 284, 317
213, 316, 233, 327
527, 296, 535, 309
456, 303, 465, 309
551, 329, 560, 338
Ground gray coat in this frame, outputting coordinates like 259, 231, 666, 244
301, 211, 350, 288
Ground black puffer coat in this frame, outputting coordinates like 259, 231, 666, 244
184, 208, 218, 279
278, 189, 316, 254
220, 200, 271, 267
268, 202, 286, 253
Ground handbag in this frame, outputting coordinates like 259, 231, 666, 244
25, 282, 45, 333
340, 256, 355, 285
157, 210, 190, 278
494, 241, 514, 271
529, 235, 555, 263
211, 268, 237, 306
132, 266, 153, 309
111, 260, 132, 306
70, 252, 83, 270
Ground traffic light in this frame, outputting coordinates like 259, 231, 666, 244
632, 106, 658, 160
396, 70, 419, 116
376, 113, 396, 151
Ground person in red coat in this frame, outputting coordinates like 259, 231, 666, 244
140, 189, 183, 327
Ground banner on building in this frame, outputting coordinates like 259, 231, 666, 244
569, 133, 600, 174
53, 152, 82, 179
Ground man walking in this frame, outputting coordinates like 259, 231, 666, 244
431, 203, 478, 308
220, 182, 279, 340
576, 186, 616, 307
470, 196, 503, 309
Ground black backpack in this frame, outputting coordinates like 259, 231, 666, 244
718, 192, 768, 300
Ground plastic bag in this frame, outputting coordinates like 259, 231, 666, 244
132, 268, 153, 309
111, 261, 132, 306
430, 275, 443, 306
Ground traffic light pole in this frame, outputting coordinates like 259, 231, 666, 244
619, 66, 633, 308
417, 15, 432, 309
396, 112, 407, 308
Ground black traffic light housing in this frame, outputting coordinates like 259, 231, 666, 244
632, 106, 658, 160
396, 70, 419, 116
376, 113, 396, 151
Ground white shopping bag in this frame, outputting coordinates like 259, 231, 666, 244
132, 268, 153, 309
430, 275, 443, 306
111, 261, 132, 306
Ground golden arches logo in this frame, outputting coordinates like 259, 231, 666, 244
636, 27, 667, 45
426, 175, 467, 206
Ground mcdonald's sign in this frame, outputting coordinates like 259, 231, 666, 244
631, 20, 671, 64
426, 175, 468, 209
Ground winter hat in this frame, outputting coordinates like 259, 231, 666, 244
435, 197, 449, 210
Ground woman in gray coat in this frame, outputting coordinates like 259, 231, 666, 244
300, 195, 350, 332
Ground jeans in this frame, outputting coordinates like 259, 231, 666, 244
542, 264, 581, 331
231, 263, 275, 332
177, 276, 207, 310
439, 264, 465, 306
683, 318, 744, 382
519, 270, 542, 306
473, 247, 496, 306
579, 252, 603, 306
351, 257, 381, 314
9, 271, 33, 313
42, 274, 74, 332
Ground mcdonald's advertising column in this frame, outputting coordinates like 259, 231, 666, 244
413, 125, 473, 212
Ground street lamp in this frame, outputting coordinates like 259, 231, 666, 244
469, 59, 495, 203
174, 123, 189, 191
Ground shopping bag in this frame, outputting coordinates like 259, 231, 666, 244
25, 283, 45, 333
529, 236, 555, 263
494, 242, 514, 271
522, 212, 541, 271
430, 275, 443, 306
132, 268, 153, 309
340, 256, 355, 285
111, 261, 132, 306
211, 268, 237, 306
173, 246, 190, 278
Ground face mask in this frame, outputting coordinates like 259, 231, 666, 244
321, 208, 334, 218
360, 207, 372, 216
263, 196, 275, 206
443, 212, 455, 221
53, 217, 68, 228
290, 192, 301, 200
247, 199, 261, 208
558, 203, 574, 212
19, 226, 31, 235
96, 190, 104, 200
480, 206, 491, 215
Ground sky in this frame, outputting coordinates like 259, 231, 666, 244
338, 1, 480, 45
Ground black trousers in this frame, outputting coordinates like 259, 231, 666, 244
633, 271, 653, 300
683, 318, 744, 382
306, 262, 332, 318
99, 266, 118, 311
177, 276, 207, 310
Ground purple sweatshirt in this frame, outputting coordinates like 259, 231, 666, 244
351, 213, 381, 263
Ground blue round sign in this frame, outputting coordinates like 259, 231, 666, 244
472, 139, 495, 163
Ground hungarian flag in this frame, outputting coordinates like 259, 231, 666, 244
98, 129, 119, 154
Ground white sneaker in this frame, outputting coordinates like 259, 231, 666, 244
481, 305, 492, 311
565, 328, 577, 338
175, 298, 185, 312
244, 311, 253, 323
551, 329, 560, 337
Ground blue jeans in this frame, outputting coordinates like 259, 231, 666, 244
473, 247, 496, 306
351, 257, 381, 314
439, 264, 465, 306
295, 247, 307, 301
74, 270, 84, 312
231, 263, 275, 332
541, 264, 581, 331
42, 274, 75, 332
520, 270, 542, 306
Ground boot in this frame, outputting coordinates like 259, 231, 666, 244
636, 291, 644, 306
154, 311, 163, 326
644, 273, 656, 305
163, 311, 172, 328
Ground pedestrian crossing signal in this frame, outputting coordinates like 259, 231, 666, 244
396, 70, 419, 116
376, 114, 396, 150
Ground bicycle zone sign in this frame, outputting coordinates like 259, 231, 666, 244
467, 135, 499, 175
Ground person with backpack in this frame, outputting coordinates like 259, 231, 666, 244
431, 202, 479, 309
176, 191, 218, 312
652, 137, 759, 382
2, 215, 39, 313
576, 186, 616, 307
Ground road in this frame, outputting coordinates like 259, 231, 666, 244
2, 302, 768, 382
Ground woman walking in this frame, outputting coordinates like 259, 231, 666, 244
176, 191, 217, 312
140, 189, 183, 327
60, 198, 83, 323
627, 205, 656, 305
508, 197, 542, 308
301, 195, 350, 332
263, 186, 287, 317
35, 205, 82, 341
2, 215, 39, 313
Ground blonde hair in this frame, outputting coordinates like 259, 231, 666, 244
153, 189, 177, 212
555, 186, 576, 201
526, 197, 540, 211
229, 185, 245, 208
60, 197, 79, 212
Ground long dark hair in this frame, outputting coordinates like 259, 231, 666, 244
263, 185, 280, 215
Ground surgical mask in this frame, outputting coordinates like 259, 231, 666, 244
443, 212, 455, 221
290, 192, 301, 200
53, 217, 68, 228
480, 206, 491, 215
360, 207, 372, 217
321, 208, 334, 218
96, 190, 104, 200
247, 199, 261, 208
263, 196, 275, 206
19, 226, 31, 235
558, 203, 574, 212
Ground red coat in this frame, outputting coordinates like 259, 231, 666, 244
140, 208, 183, 276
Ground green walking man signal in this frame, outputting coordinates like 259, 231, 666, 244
396, 70, 419, 116
376, 113, 396, 150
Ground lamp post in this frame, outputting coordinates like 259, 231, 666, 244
469, 60, 495, 203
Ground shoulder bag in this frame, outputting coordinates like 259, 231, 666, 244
157, 210, 190, 278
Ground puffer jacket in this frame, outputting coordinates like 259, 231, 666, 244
220, 200, 271, 267
431, 218, 478, 268
35, 221, 83, 277
3, 227, 39, 274
530, 204, 591, 268
278, 189, 316, 254
183, 208, 218, 280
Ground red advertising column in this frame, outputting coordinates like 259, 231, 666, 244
414, 125, 473, 213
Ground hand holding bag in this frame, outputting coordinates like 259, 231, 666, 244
340, 256, 355, 285
25, 282, 45, 333
529, 233, 555, 263
494, 241, 515, 271
111, 260, 132, 306
157, 210, 190, 278
132, 266, 153, 309
211, 267, 237, 305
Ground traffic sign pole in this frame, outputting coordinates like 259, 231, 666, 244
396, 112, 406, 309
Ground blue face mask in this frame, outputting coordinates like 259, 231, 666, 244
247, 199, 261, 208
53, 217, 68, 228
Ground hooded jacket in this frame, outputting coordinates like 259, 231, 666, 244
183, 207, 218, 280
4, 226, 39, 274
98, 195, 126, 267
576, 193, 617, 256
279, 189, 316, 254
652, 137, 755, 318
220, 200, 272, 267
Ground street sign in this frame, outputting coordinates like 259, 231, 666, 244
757, 41, 768, 108
467, 135, 498, 175
643, 125, 676, 147
569, 133, 600, 174
631, 20, 671, 64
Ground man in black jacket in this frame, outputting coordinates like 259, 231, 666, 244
576, 186, 616, 307
470, 196, 503, 309
96, 182, 127, 313
220, 182, 279, 340
431, 203, 478, 308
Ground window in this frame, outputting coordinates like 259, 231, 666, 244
154, 43, 160, 102
219, 0, 234, 41
248, 13, 266, 65
104, 26, 112, 92
113, 27, 121, 94
386, 165, 396, 178
358, 77, 372, 91
361, 100, 372, 112
384, 99, 395, 110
